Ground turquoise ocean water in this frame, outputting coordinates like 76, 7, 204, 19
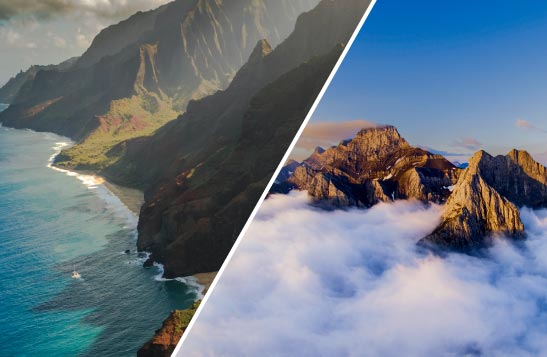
0, 104, 199, 356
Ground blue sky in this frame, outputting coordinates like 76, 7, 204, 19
308, 0, 547, 163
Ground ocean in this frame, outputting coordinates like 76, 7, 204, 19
0, 104, 198, 356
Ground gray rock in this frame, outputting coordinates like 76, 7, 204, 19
420, 162, 525, 250
420, 149, 547, 250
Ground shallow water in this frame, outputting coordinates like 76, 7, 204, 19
0, 120, 197, 356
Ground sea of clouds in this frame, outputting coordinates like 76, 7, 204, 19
181, 192, 547, 357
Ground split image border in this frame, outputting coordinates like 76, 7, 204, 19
173, 1, 378, 354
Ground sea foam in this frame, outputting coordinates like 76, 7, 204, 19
47, 142, 105, 189
46, 141, 137, 226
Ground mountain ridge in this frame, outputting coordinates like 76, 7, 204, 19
0, 0, 319, 170
276, 125, 547, 250
420, 148, 547, 249
279, 125, 460, 207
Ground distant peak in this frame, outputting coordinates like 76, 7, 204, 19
351, 125, 410, 152
248, 39, 273, 63
286, 158, 299, 165
313, 146, 325, 154
469, 149, 492, 165
355, 124, 398, 137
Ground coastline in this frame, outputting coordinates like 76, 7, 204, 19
33, 130, 211, 294
46, 139, 214, 349
44, 139, 214, 354
0, 127, 204, 356
193, 272, 217, 295
47, 144, 212, 288
52, 166, 144, 215
101, 180, 144, 215
102, 177, 216, 293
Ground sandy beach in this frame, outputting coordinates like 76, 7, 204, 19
103, 180, 144, 215
53, 163, 144, 215
193, 272, 217, 295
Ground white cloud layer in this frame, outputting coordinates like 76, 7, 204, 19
181, 192, 547, 357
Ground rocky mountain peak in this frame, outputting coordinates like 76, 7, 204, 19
468, 149, 492, 167
278, 122, 547, 251
506, 149, 547, 185
347, 125, 410, 159
420, 147, 547, 250
279, 125, 459, 207
472, 148, 547, 208
420, 158, 525, 250
313, 146, 325, 154
248, 39, 273, 64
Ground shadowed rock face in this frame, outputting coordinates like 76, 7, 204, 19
282, 126, 460, 207
475, 149, 547, 208
420, 149, 547, 250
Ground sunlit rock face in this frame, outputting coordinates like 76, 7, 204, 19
421, 149, 547, 250
284, 125, 459, 207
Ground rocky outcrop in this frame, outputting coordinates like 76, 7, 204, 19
138, 301, 201, 357
281, 126, 460, 207
420, 149, 547, 250
276, 159, 301, 183
420, 163, 525, 250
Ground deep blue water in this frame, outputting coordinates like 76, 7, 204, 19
0, 106, 199, 356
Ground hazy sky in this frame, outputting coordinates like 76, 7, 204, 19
0, 0, 171, 86
302, 0, 547, 164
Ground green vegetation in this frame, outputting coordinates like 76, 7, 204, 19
173, 300, 201, 334
55, 92, 179, 171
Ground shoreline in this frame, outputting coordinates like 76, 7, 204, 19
53, 165, 144, 215
102, 180, 144, 215
49, 144, 214, 297
193, 272, 217, 295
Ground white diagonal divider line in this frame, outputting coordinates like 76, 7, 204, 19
173, 1, 377, 355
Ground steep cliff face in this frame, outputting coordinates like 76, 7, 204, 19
420, 160, 525, 250
0, 0, 318, 170
420, 149, 547, 249
76, 7, 167, 69
117, 0, 372, 277
476, 149, 547, 208
282, 126, 460, 207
